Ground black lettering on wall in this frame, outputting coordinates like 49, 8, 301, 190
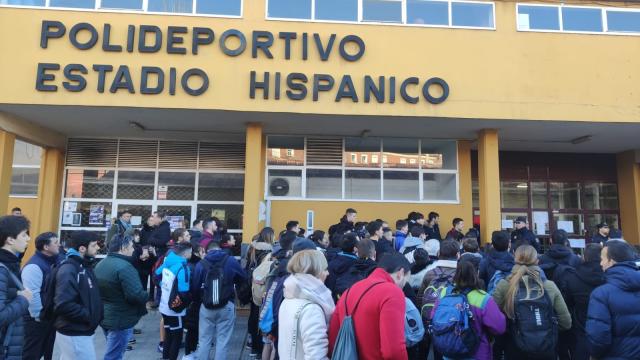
140, 66, 165, 94
364, 76, 385, 103
62, 64, 88, 92
102, 24, 122, 52
313, 33, 336, 61
335, 75, 358, 102
400, 77, 419, 104
286, 73, 308, 100
312, 74, 335, 101
35, 63, 59, 91
219, 29, 246, 57
192, 27, 214, 55
252, 31, 274, 59
138, 25, 162, 53
422, 77, 449, 104
181, 68, 209, 96
250, 71, 269, 99
40, 20, 65, 49
167, 26, 188, 54
110, 65, 135, 93
69, 23, 98, 50
278, 32, 296, 60
93, 64, 113, 93
339, 35, 365, 62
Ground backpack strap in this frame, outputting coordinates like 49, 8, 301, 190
290, 302, 318, 356
346, 282, 384, 317
0, 263, 24, 291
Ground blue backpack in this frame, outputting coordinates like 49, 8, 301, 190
430, 287, 480, 358
487, 270, 509, 295
405, 298, 425, 347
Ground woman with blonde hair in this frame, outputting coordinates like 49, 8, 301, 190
492, 245, 571, 360
278, 249, 336, 360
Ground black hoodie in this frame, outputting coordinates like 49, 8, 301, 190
326, 252, 358, 300
561, 260, 605, 333
539, 244, 581, 281
478, 249, 515, 286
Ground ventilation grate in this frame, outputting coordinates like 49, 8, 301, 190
66, 138, 117, 167
306, 138, 343, 166
117, 140, 158, 168
198, 142, 245, 170
158, 141, 198, 169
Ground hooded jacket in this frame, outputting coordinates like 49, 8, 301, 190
53, 251, 103, 336
479, 250, 515, 286
278, 274, 336, 360
394, 231, 408, 252
539, 244, 581, 280
399, 236, 424, 263
0, 249, 29, 360
459, 252, 483, 271
328, 268, 408, 360
328, 217, 355, 238
586, 262, 640, 360
191, 249, 247, 307
156, 251, 190, 316
95, 253, 148, 330
325, 252, 358, 301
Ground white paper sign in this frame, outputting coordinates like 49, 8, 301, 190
569, 239, 586, 249
62, 211, 74, 225
518, 13, 530, 30
502, 219, 514, 229
64, 202, 77, 212
558, 220, 575, 234
130, 216, 142, 226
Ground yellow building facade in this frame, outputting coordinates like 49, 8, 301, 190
1, 0, 639, 258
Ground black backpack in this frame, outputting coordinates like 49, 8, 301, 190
40, 260, 78, 322
201, 256, 230, 309
511, 280, 558, 358
168, 264, 190, 313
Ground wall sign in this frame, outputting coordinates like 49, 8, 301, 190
35, 20, 450, 105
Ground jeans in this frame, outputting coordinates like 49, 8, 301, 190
23, 317, 56, 360
195, 302, 236, 360
102, 327, 133, 360
56, 332, 96, 360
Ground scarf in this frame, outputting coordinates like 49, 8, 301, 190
284, 273, 336, 323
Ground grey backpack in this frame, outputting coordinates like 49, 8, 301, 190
331, 282, 383, 360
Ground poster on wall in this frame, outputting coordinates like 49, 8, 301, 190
158, 185, 168, 200
557, 220, 575, 234
62, 211, 74, 225
167, 216, 185, 231
63, 201, 77, 212
211, 209, 226, 221
89, 205, 105, 225
72, 213, 82, 227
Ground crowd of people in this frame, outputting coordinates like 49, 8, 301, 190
0, 206, 638, 360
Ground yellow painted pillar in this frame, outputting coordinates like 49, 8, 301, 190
0, 130, 16, 216
477, 129, 501, 244
616, 151, 640, 244
243, 123, 264, 243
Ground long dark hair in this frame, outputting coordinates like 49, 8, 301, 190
453, 261, 481, 292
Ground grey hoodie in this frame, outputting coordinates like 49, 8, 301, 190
400, 236, 424, 263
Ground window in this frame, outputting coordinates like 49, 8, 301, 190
607, 10, 640, 33
197, 0, 241, 15
501, 181, 528, 209
517, 3, 640, 35
1, 0, 45, 5
49, 0, 93, 8
10, 140, 42, 197
562, 7, 602, 32
363, 0, 402, 23
198, 173, 244, 201
268, 136, 304, 166
100, 0, 142, 10
148, 0, 192, 13
65, 169, 114, 199
157, 172, 195, 200
452, 1, 494, 28
583, 182, 618, 210
287, 149, 294, 157
550, 182, 580, 209
266, 0, 495, 29
117, 171, 155, 199
517, 5, 560, 31
267, 136, 459, 202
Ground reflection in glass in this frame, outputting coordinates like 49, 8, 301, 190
383, 138, 419, 169
531, 182, 548, 209
12, 140, 42, 166
268, 169, 302, 197
421, 140, 457, 169
550, 182, 580, 209
65, 169, 114, 199
147, 0, 192, 13
452, 2, 494, 28
117, 171, 155, 200
384, 171, 419, 200
553, 213, 584, 235
423, 173, 457, 201
345, 170, 381, 199
158, 172, 195, 200
49, 0, 93, 8
306, 169, 342, 199
197, 204, 243, 230
501, 181, 528, 209
315, 0, 357, 21
344, 138, 380, 168
362, 0, 402, 23
583, 183, 618, 210
10, 168, 39, 196
407, 0, 448, 25
196, 0, 241, 15
562, 7, 603, 32
517, 5, 560, 30
101, 0, 142, 9
268, 0, 311, 19
268, 136, 305, 166
198, 173, 244, 201
607, 10, 640, 33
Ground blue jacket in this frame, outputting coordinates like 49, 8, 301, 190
586, 262, 640, 359
478, 250, 514, 286
394, 231, 408, 252
190, 250, 246, 304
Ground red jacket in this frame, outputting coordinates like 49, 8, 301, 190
328, 268, 408, 360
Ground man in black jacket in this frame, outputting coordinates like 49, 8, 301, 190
425, 211, 442, 240
53, 230, 103, 360
325, 233, 359, 301
590, 223, 610, 245
510, 216, 541, 252
368, 221, 393, 261
328, 208, 357, 238
0, 215, 32, 360
559, 243, 605, 360
539, 229, 581, 281
148, 211, 171, 257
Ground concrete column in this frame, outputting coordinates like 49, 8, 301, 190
0, 130, 16, 215
477, 129, 501, 244
243, 123, 264, 242
616, 151, 640, 244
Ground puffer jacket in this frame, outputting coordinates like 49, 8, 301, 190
586, 262, 640, 359
0, 249, 29, 360
278, 274, 335, 360
539, 244, 581, 280
325, 252, 358, 301
399, 236, 424, 263
479, 250, 515, 286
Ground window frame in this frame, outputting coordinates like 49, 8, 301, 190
265, 136, 460, 203
10, 164, 41, 198
265, 0, 496, 31
516, 2, 640, 36
1, 0, 243, 18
